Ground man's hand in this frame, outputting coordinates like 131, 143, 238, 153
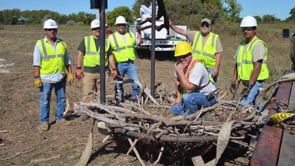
75, 68, 83, 80
67, 73, 74, 85
212, 68, 218, 77
230, 83, 236, 94
175, 62, 186, 73
34, 77, 42, 88
111, 69, 118, 80
241, 84, 253, 97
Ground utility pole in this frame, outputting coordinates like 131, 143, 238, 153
90, 0, 107, 103
151, 0, 156, 97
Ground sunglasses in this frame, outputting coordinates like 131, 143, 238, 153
117, 24, 126, 27
201, 22, 210, 27
92, 28, 100, 31
45, 29, 57, 32
241, 27, 256, 32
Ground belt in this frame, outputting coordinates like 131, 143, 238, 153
119, 59, 134, 63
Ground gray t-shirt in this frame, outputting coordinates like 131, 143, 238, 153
175, 61, 216, 95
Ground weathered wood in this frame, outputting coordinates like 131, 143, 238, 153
251, 70, 295, 166
278, 129, 295, 166
250, 110, 283, 166
288, 79, 295, 110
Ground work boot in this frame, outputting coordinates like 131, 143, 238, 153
115, 91, 124, 105
39, 122, 49, 131
56, 119, 71, 126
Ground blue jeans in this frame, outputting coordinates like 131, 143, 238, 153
207, 68, 218, 83
170, 92, 217, 116
39, 78, 66, 123
116, 61, 140, 99
240, 81, 264, 107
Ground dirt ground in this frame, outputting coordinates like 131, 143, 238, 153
0, 25, 291, 166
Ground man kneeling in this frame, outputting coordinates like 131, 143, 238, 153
170, 41, 217, 116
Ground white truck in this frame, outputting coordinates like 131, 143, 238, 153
129, 4, 187, 52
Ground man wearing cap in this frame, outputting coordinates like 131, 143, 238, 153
109, 15, 142, 103
33, 18, 74, 131
75, 19, 117, 116
170, 41, 217, 116
230, 16, 269, 107
170, 18, 223, 83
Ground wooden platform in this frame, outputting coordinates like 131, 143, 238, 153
251, 70, 295, 166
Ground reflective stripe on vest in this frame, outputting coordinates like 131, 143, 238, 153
236, 36, 269, 80
110, 31, 136, 62
38, 38, 66, 74
192, 31, 219, 68
83, 35, 110, 67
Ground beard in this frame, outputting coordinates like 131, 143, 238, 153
201, 28, 210, 35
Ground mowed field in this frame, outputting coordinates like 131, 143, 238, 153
0, 23, 292, 165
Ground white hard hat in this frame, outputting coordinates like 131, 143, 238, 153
115, 16, 127, 25
43, 19, 58, 29
240, 16, 257, 27
91, 19, 100, 29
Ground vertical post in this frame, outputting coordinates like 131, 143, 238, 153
99, 0, 106, 103
150, 0, 156, 97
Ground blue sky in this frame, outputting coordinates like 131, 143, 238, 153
0, 0, 294, 20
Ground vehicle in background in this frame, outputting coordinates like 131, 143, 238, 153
129, 4, 187, 52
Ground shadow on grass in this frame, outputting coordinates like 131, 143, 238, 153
136, 49, 177, 61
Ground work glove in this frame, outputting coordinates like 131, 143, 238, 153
241, 84, 253, 98
75, 68, 83, 80
230, 83, 236, 94
67, 73, 74, 85
111, 69, 118, 80
34, 77, 42, 88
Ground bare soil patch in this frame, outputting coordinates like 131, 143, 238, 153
0, 25, 291, 165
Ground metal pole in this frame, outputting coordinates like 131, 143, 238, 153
99, 0, 106, 103
150, 0, 156, 97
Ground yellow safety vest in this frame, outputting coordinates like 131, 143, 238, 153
109, 31, 136, 63
83, 35, 110, 67
236, 36, 269, 81
192, 31, 219, 68
38, 38, 66, 75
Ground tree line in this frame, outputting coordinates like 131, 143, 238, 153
0, 0, 294, 28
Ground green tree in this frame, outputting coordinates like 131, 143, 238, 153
223, 0, 241, 22
107, 6, 133, 26
286, 7, 295, 21
261, 14, 279, 23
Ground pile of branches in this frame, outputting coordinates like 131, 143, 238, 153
73, 95, 261, 144
72, 73, 295, 165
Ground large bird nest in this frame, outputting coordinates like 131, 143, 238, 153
71, 73, 295, 165
73, 98, 259, 143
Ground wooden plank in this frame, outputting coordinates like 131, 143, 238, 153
251, 70, 294, 166
275, 80, 293, 104
276, 70, 295, 104
250, 110, 283, 166
278, 130, 295, 166
288, 80, 295, 110
278, 75, 295, 166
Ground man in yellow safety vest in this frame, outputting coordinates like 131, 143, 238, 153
75, 19, 117, 120
230, 16, 269, 107
170, 18, 223, 83
33, 19, 74, 131
109, 16, 142, 103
